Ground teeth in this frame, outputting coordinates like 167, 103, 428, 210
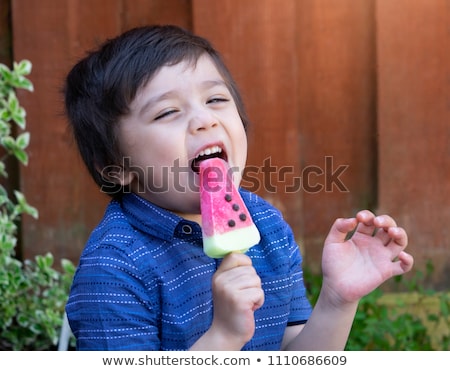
196, 146, 222, 158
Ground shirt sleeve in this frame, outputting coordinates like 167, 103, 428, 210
66, 243, 161, 350
286, 231, 313, 325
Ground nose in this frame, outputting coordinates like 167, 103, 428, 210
188, 109, 219, 134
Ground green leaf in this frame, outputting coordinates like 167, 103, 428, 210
0, 63, 10, 75
0, 64, 13, 83
0, 108, 11, 120
61, 258, 76, 274
9, 61, 33, 92
11, 107, 26, 129
0, 162, 7, 177
0, 119, 11, 138
0, 194, 9, 205
13, 190, 38, 219
1, 135, 15, 151
0, 235, 17, 251
13, 77, 33, 92
36, 253, 54, 270
14, 60, 32, 76
7, 91, 19, 113
13, 190, 26, 205
15, 132, 30, 149
13, 147, 28, 165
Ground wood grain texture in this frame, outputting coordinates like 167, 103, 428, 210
376, 0, 450, 288
7, 0, 448, 286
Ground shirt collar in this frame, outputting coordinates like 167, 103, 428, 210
120, 193, 190, 241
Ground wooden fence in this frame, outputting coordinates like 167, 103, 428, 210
1, 0, 448, 289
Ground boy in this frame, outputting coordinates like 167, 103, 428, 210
64, 25, 413, 350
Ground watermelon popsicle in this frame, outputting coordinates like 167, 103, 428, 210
199, 157, 260, 258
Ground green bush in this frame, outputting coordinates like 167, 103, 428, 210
0, 60, 75, 350
303, 262, 449, 351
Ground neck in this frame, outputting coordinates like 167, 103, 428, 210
174, 212, 202, 225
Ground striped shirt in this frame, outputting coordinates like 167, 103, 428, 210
66, 189, 312, 350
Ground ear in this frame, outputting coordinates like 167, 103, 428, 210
97, 164, 136, 187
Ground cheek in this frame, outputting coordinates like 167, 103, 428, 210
236, 126, 248, 160
231, 125, 248, 187
125, 127, 185, 163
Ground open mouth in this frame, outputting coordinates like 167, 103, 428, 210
191, 145, 227, 173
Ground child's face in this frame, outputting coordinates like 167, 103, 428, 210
116, 54, 248, 219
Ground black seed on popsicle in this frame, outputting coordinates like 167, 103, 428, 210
239, 213, 247, 221
224, 194, 232, 202
228, 219, 236, 227
232, 204, 239, 211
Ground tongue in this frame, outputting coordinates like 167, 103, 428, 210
192, 153, 223, 173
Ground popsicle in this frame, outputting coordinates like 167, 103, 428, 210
199, 157, 260, 258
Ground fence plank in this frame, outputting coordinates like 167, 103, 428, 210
11, 0, 122, 264
295, 0, 377, 269
11, 0, 191, 265
193, 0, 304, 247
376, 0, 450, 288
194, 0, 377, 269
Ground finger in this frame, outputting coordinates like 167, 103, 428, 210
374, 215, 398, 229
387, 226, 408, 248
218, 252, 252, 273
373, 215, 400, 245
374, 228, 392, 245
324, 217, 357, 244
398, 251, 414, 273
378, 227, 408, 261
392, 251, 414, 275
355, 210, 377, 235
231, 268, 262, 290
214, 257, 261, 292
248, 287, 265, 311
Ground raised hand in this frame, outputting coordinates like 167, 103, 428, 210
321, 210, 414, 304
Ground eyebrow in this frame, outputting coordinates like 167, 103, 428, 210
137, 79, 228, 117
201, 79, 227, 89
138, 91, 176, 118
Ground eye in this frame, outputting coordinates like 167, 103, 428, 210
207, 96, 230, 104
154, 108, 179, 121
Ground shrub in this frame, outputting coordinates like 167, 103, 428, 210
0, 60, 75, 350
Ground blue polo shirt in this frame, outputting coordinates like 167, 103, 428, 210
66, 189, 312, 350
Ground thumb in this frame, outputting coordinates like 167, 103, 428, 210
325, 217, 357, 245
